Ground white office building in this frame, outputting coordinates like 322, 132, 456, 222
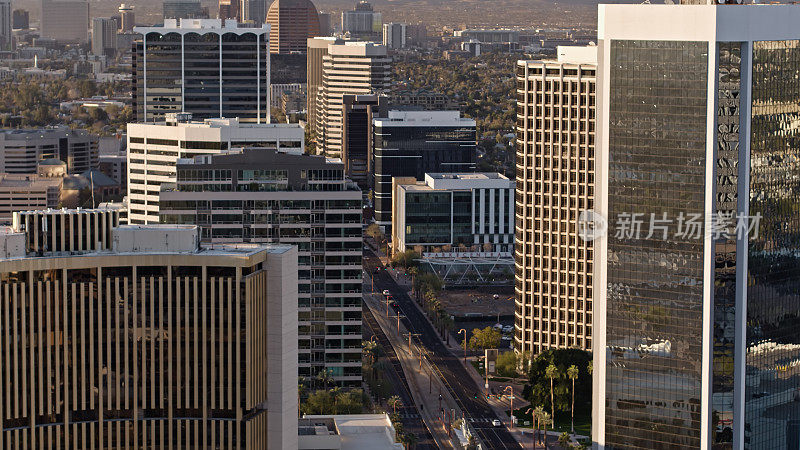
126, 113, 303, 224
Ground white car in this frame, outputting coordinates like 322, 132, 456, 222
491, 419, 502, 427
502, 325, 513, 333
382, 290, 391, 296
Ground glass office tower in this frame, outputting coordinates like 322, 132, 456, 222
595, 5, 800, 449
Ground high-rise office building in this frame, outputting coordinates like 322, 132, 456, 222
317, 41, 391, 158
341, 1, 381, 39
594, 4, 800, 449
40, 0, 89, 43
514, 46, 596, 358
266, 0, 320, 54
0, 0, 10, 51
133, 19, 270, 123
383, 22, 406, 49
126, 114, 303, 224
218, 0, 238, 20
318, 12, 331, 36
162, 0, 206, 19
0, 222, 299, 449
159, 148, 364, 386
306, 36, 343, 141
242, 0, 268, 24
0, 128, 98, 174
391, 172, 514, 255
118, 3, 134, 31
373, 110, 477, 232
11, 8, 27, 30
342, 94, 386, 190
91, 17, 118, 57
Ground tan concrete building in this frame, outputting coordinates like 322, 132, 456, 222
316, 42, 391, 158
0, 224, 299, 449
306, 37, 343, 142
514, 46, 596, 356
0, 173, 61, 224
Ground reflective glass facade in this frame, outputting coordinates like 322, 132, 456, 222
713, 42, 741, 448
745, 39, 800, 450
133, 31, 269, 123
373, 125, 476, 232
606, 40, 708, 449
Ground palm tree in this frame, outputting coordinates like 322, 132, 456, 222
533, 405, 546, 449
545, 364, 559, 427
567, 364, 579, 434
540, 411, 552, 449
317, 368, 333, 390
587, 360, 593, 376
331, 386, 342, 413
388, 395, 402, 414
558, 431, 571, 449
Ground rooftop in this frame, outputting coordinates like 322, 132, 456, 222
135, 19, 268, 34
298, 414, 402, 450
374, 110, 475, 127
400, 172, 513, 192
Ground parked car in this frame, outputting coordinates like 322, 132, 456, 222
492, 419, 502, 427
382, 290, 391, 296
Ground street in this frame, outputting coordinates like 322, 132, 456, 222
364, 248, 522, 449
363, 304, 438, 449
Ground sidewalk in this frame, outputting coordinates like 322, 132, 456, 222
365, 284, 459, 449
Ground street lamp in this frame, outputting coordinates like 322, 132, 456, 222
503, 385, 514, 429
458, 329, 467, 366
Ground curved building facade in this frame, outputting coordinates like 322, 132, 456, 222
266, 0, 320, 54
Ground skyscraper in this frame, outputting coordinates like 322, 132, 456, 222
383, 22, 406, 49
40, 0, 89, 43
341, 0, 381, 40
0, 0, 10, 51
306, 36, 343, 142
133, 19, 270, 123
162, 0, 206, 20
266, 0, 320, 54
594, 4, 800, 449
242, 0, 268, 24
341, 93, 386, 190
126, 114, 303, 224
218, 0, 238, 20
91, 17, 118, 57
159, 148, 364, 386
11, 9, 28, 30
316, 41, 391, 158
118, 3, 134, 31
0, 222, 299, 449
514, 46, 596, 357
372, 110, 477, 232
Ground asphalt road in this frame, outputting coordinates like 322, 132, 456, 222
363, 305, 438, 449
365, 249, 522, 449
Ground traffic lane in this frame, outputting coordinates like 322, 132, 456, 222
369, 267, 521, 448
363, 304, 437, 448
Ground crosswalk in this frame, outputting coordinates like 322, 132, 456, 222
398, 412, 421, 419
468, 417, 501, 424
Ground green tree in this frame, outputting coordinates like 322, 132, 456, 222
545, 364, 559, 423
468, 326, 501, 351
302, 389, 335, 415
558, 431, 572, 449
523, 349, 592, 431
390, 249, 419, 269
567, 365, 579, 434
540, 411, 552, 449
388, 395, 402, 414
495, 351, 518, 377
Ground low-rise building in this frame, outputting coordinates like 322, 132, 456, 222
391, 172, 514, 255
299, 414, 403, 449
0, 127, 98, 174
0, 173, 61, 224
